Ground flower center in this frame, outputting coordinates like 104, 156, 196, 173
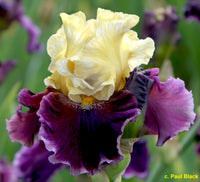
81, 96, 97, 107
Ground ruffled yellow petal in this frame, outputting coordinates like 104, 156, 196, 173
45, 9, 155, 103
55, 57, 116, 101
78, 9, 154, 99
121, 30, 155, 71
44, 71, 69, 96
60, 11, 94, 58
47, 27, 67, 72
47, 27, 66, 60
97, 8, 139, 29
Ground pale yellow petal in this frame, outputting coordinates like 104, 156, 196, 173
129, 37, 155, 70
55, 56, 116, 101
60, 12, 94, 58
45, 9, 155, 103
46, 27, 67, 72
97, 8, 139, 29
80, 10, 140, 95
47, 26, 66, 60
44, 71, 69, 96
73, 59, 116, 101
121, 32, 155, 70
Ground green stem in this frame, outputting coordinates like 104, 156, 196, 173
146, 117, 200, 182
179, 117, 200, 154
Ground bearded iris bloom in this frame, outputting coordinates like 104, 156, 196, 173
7, 8, 195, 177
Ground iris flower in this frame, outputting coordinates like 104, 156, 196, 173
7, 8, 195, 176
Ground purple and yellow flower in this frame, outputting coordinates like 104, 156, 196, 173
0, 0, 42, 53
184, 0, 200, 23
6, 8, 195, 177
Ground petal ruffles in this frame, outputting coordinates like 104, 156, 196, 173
144, 72, 196, 146
37, 90, 140, 176
6, 89, 50, 146
126, 68, 195, 146
45, 8, 155, 103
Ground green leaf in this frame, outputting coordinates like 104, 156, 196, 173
105, 154, 131, 182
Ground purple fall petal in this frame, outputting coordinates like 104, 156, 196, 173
0, 60, 17, 85
0, 158, 17, 182
14, 141, 62, 182
123, 140, 150, 179
6, 105, 41, 146
6, 89, 50, 146
184, 0, 200, 22
17, 15, 43, 53
144, 74, 196, 146
37, 90, 140, 176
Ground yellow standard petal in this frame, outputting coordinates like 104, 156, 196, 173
47, 26, 67, 72
75, 9, 154, 100
45, 8, 155, 103
60, 11, 94, 58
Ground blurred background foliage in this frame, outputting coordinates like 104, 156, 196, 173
0, 0, 200, 181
